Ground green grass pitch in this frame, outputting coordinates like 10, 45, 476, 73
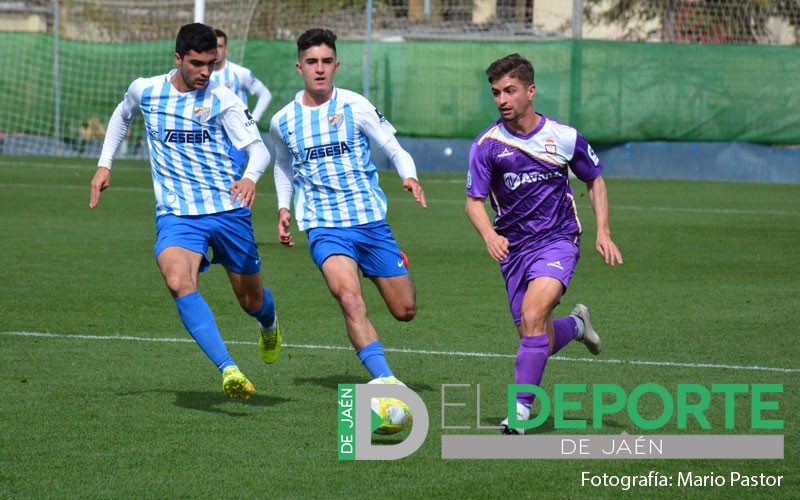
0, 155, 798, 498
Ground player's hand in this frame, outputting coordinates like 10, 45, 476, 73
485, 232, 509, 262
278, 208, 295, 247
89, 167, 111, 208
596, 236, 623, 266
231, 178, 256, 208
403, 178, 427, 209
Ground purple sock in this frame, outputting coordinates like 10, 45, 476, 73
514, 333, 550, 406
552, 316, 578, 354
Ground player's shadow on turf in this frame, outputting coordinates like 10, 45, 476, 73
174, 391, 291, 415
116, 389, 291, 416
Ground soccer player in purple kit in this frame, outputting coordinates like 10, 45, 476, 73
465, 53, 623, 434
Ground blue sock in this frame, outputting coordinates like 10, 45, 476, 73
176, 291, 234, 372
246, 287, 276, 330
357, 341, 394, 379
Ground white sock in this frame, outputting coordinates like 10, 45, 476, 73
571, 315, 585, 338
260, 317, 277, 331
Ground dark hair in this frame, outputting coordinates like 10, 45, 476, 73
213, 28, 228, 44
486, 53, 534, 85
175, 23, 217, 57
297, 28, 337, 58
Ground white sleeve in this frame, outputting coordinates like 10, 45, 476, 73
221, 95, 263, 150
352, 95, 418, 181
379, 135, 418, 181
97, 86, 139, 169
270, 120, 294, 211
242, 141, 271, 183
248, 77, 272, 123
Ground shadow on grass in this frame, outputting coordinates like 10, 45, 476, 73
174, 391, 292, 415
116, 389, 292, 416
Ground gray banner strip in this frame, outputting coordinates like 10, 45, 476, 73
441, 434, 784, 459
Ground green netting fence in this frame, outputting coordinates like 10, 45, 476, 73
2, 33, 798, 149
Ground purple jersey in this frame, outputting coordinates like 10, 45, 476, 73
466, 115, 602, 248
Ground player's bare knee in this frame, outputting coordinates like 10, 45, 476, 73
391, 303, 416, 322
338, 291, 367, 318
520, 310, 546, 332
163, 275, 191, 298
237, 294, 262, 314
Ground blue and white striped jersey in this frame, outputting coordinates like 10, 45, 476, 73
270, 87, 398, 231
210, 60, 271, 122
211, 60, 262, 104
114, 70, 262, 216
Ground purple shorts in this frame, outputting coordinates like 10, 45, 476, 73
499, 237, 580, 325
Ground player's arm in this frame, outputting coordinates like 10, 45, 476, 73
246, 73, 272, 123
271, 122, 295, 247
90, 88, 138, 208
219, 93, 270, 207
570, 133, 623, 266
230, 140, 271, 209
378, 136, 426, 208
466, 195, 508, 262
586, 175, 623, 266
358, 100, 426, 208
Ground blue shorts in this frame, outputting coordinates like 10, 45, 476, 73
500, 237, 580, 325
154, 208, 261, 274
307, 221, 407, 278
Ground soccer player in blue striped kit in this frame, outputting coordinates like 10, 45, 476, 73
211, 28, 272, 169
89, 23, 281, 400
466, 53, 623, 433
270, 28, 426, 388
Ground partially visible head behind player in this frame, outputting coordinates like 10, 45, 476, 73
213, 28, 229, 66
173, 23, 218, 92
485, 53, 534, 86
485, 53, 537, 128
295, 28, 340, 105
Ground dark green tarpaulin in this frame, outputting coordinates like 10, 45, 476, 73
2, 33, 798, 145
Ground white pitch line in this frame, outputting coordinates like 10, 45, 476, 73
3, 331, 798, 373
1, 178, 798, 217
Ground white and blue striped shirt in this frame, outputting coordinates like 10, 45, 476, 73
107, 71, 263, 216
270, 88, 398, 231
210, 60, 272, 122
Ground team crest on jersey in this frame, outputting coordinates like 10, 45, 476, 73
328, 113, 344, 129
545, 139, 557, 155
193, 106, 211, 123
